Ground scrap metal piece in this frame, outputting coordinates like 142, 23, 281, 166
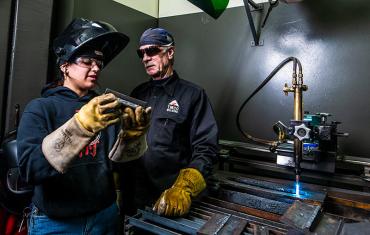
218, 216, 248, 235
127, 216, 183, 235
203, 196, 282, 222
194, 199, 290, 232
280, 200, 322, 231
127, 209, 201, 235
197, 213, 247, 235
198, 213, 230, 235
340, 222, 370, 235
218, 188, 291, 215
313, 213, 343, 235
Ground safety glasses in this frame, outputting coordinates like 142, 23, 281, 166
73, 57, 104, 69
136, 46, 170, 59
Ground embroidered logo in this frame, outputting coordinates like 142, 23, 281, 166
167, 100, 179, 113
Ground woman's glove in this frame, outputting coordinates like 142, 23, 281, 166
75, 93, 121, 133
42, 94, 122, 173
108, 106, 151, 162
153, 168, 206, 217
121, 106, 151, 140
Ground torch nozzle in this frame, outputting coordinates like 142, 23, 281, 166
296, 174, 300, 185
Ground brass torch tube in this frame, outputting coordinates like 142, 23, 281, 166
294, 85, 303, 183
293, 86, 303, 120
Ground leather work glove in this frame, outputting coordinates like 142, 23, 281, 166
108, 106, 151, 162
42, 94, 121, 173
153, 168, 206, 217
75, 93, 122, 133
121, 106, 151, 140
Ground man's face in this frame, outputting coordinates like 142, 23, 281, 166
138, 44, 174, 80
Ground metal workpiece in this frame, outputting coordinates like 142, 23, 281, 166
104, 88, 148, 109
199, 197, 283, 227
226, 176, 296, 194
212, 173, 327, 204
126, 204, 287, 235
216, 188, 291, 215
280, 200, 322, 231
194, 199, 290, 232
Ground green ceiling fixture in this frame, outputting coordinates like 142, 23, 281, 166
187, 0, 229, 19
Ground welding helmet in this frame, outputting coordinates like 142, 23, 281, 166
53, 18, 129, 67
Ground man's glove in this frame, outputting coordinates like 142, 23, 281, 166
153, 168, 206, 217
108, 106, 151, 162
121, 106, 151, 140
75, 93, 121, 133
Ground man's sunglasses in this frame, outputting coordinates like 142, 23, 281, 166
136, 46, 170, 59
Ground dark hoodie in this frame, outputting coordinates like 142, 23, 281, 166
17, 86, 119, 218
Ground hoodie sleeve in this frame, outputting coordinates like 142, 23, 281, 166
17, 99, 61, 185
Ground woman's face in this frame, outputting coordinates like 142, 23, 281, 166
61, 57, 103, 97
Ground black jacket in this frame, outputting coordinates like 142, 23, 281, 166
130, 71, 218, 199
17, 86, 119, 218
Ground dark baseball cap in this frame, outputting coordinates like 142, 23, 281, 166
139, 28, 174, 46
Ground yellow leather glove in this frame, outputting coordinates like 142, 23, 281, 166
153, 168, 206, 217
121, 106, 151, 140
75, 93, 121, 133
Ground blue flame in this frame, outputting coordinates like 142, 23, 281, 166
295, 182, 300, 196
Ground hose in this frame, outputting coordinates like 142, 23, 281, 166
236, 57, 302, 149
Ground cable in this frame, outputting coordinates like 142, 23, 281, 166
236, 57, 301, 147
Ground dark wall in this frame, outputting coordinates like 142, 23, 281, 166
0, 0, 12, 139
159, 1, 370, 157
0, 0, 53, 138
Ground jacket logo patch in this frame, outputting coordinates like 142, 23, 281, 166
167, 100, 179, 113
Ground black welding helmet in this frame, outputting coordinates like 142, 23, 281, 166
53, 18, 129, 68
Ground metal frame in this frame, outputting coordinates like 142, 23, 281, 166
242, 0, 279, 46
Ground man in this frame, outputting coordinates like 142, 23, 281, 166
123, 27, 219, 217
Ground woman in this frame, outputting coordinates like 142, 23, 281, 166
16, 18, 150, 234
